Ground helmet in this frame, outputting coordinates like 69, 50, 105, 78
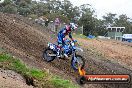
70, 23, 78, 31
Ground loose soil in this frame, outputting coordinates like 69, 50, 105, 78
0, 13, 132, 88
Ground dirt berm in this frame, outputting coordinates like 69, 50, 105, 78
0, 13, 132, 88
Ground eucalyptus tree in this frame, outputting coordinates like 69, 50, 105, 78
114, 14, 132, 33
78, 4, 97, 36
102, 13, 117, 27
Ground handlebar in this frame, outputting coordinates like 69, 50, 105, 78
64, 39, 77, 43
64, 39, 79, 47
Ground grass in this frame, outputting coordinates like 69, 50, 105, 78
51, 76, 78, 88
73, 33, 87, 39
29, 68, 46, 79
0, 53, 45, 79
0, 51, 79, 88
0, 53, 11, 62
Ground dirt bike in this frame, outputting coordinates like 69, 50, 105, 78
43, 39, 85, 70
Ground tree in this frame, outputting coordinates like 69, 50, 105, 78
94, 19, 106, 36
114, 14, 132, 33
3, 4, 17, 14
2, 0, 12, 6
60, 0, 74, 20
16, 0, 32, 16
102, 13, 117, 27
30, 1, 50, 16
13, 0, 31, 5
79, 4, 96, 36
47, 0, 62, 13
18, 7, 31, 16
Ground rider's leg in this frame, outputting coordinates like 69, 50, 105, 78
64, 51, 68, 58
57, 33, 64, 57
57, 44, 62, 57
57, 34, 68, 58
57, 44, 68, 58
63, 45, 68, 58
57, 34, 62, 56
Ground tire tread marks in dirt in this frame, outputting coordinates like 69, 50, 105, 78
0, 13, 131, 88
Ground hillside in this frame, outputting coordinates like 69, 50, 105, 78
0, 13, 132, 88
0, 68, 33, 88
0, 13, 87, 88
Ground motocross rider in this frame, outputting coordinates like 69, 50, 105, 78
57, 23, 78, 58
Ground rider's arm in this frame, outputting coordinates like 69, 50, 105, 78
69, 32, 74, 41
60, 28, 66, 41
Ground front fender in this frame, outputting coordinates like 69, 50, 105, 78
76, 47, 83, 52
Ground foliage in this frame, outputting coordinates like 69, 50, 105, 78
18, 7, 31, 16
2, 0, 12, 6
103, 13, 132, 34
0, 0, 132, 35
0, 53, 10, 62
28, 14, 38, 19
30, 2, 49, 16
0, 52, 79, 88
44, 13, 70, 23
102, 13, 117, 27
114, 14, 132, 33
51, 76, 78, 88
3, 4, 17, 14
79, 4, 97, 36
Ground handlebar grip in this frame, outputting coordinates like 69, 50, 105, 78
73, 40, 77, 42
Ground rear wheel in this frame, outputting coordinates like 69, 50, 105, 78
43, 48, 56, 62
71, 55, 85, 70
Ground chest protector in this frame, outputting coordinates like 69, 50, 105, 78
64, 25, 71, 35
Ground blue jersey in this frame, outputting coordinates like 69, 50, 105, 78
57, 25, 72, 44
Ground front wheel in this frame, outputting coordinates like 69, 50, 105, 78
71, 55, 85, 70
78, 76, 87, 85
43, 48, 56, 62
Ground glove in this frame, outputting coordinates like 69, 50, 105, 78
63, 38, 67, 41
64, 39, 71, 45
72, 39, 77, 43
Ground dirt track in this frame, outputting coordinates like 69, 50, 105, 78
77, 38, 132, 70
0, 13, 84, 87
0, 13, 132, 88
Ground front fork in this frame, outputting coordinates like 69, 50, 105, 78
72, 52, 82, 68
72, 52, 77, 62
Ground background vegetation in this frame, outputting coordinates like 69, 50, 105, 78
0, 0, 132, 36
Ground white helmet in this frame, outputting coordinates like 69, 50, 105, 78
70, 23, 78, 31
